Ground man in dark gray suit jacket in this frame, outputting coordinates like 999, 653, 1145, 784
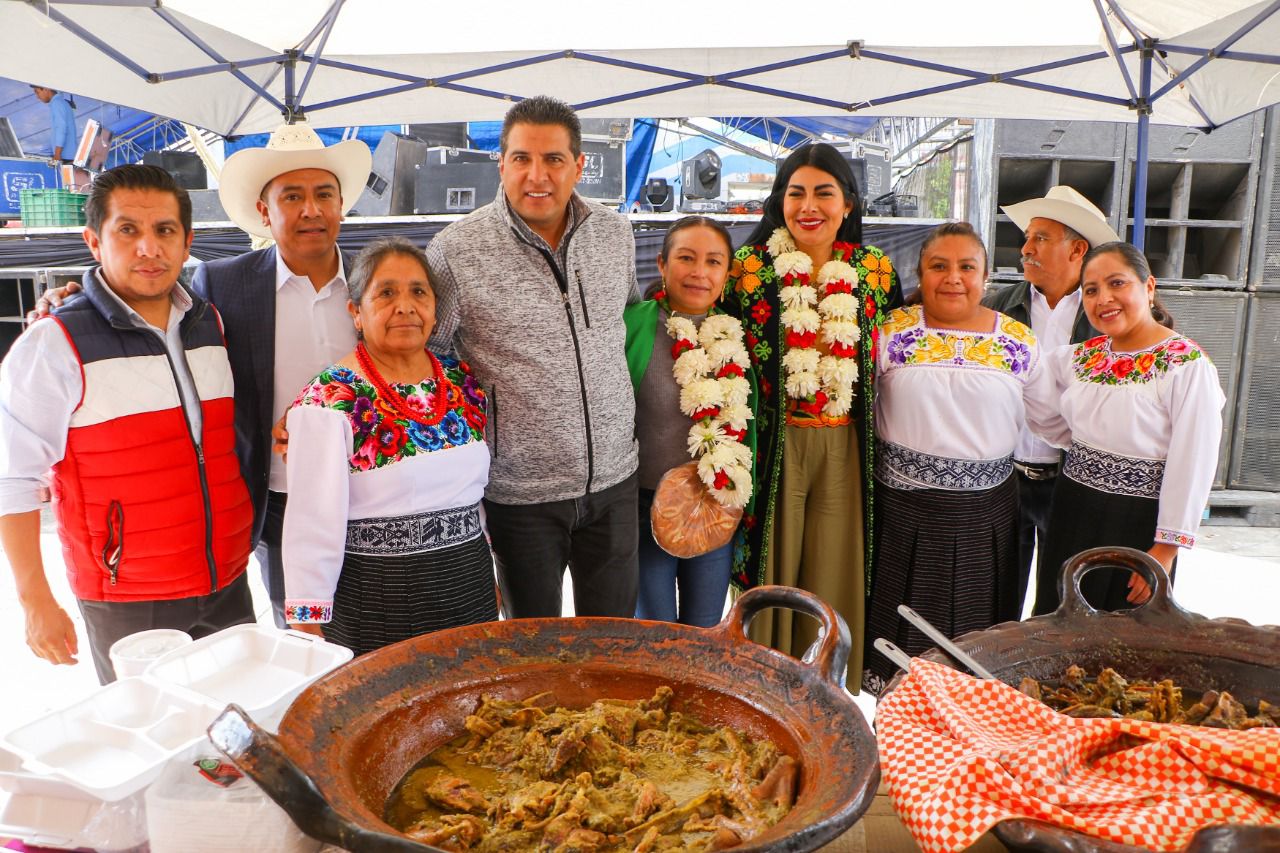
190, 124, 369, 626
982, 185, 1120, 611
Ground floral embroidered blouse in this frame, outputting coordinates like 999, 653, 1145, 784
1037, 334, 1225, 548
281, 356, 490, 623
875, 305, 1059, 466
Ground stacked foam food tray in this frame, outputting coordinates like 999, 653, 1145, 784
2, 677, 226, 802
0, 625, 352, 849
0, 745, 145, 851
145, 624, 353, 730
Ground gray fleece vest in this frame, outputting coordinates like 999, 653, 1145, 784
427, 194, 639, 504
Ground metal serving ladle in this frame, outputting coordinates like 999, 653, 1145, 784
873, 604, 996, 680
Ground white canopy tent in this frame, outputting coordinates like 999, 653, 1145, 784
4, 0, 1280, 240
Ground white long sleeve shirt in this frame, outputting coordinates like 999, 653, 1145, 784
1035, 334, 1225, 548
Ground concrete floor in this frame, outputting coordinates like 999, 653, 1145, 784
3, 505, 1277, 735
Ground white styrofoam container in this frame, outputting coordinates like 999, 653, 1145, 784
144, 624, 353, 728
0, 677, 224, 802
0, 747, 100, 851
0, 790, 102, 850
0, 745, 95, 801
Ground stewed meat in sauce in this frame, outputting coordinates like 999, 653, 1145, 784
385, 687, 798, 851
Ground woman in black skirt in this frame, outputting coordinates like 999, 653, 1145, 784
1032, 243, 1224, 614
281, 239, 497, 655
862, 223, 1058, 694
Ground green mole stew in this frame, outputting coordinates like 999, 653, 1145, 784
385, 687, 797, 851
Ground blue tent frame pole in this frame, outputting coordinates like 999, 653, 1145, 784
1132, 45, 1153, 251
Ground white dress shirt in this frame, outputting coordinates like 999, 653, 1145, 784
0, 275, 203, 515
268, 250, 356, 492
1014, 286, 1082, 464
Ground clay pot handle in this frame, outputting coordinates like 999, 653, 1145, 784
723, 585, 852, 688
1055, 546, 1189, 620
208, 705, 438, 852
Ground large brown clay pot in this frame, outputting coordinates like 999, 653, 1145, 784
883, 547, 1280, 853
209, 585, 880, 852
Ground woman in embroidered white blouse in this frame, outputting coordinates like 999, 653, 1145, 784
1031, 242, 1225, 614
863, 222, 1059, 694
280, 239, 497, 655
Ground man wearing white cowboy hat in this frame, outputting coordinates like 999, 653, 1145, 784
192, 122, 370, 627
983, 184, 1122, 613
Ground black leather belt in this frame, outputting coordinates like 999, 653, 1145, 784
1013, 460, 1060, 481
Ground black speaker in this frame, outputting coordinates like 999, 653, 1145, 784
407, 123, 469, 148
142, 150, 207, 189
844, 156, 866, 200
681, 149, 721, 200
353, 132, 430, 217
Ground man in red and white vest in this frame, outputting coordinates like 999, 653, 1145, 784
0, 164, 254, 683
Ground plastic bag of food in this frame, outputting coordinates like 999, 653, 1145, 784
146, 746, 320, 853
650, 461, 742, 558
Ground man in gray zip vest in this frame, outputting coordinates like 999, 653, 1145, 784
982, 185, 1121, 611
427, 96, 641, 619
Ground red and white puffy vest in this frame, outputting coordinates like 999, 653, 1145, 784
48, 274, 252, 602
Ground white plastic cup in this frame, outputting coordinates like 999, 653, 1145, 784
109, 629, 193, 679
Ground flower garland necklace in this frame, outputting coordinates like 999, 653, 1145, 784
355, 341, 448, 426
656, 292, 754, 509
765, 227, 861, 418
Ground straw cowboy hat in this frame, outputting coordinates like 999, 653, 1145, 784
219, 122, 371, 239
1001, 185, 1122, 248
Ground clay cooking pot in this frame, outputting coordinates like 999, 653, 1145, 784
883, 547, 1280, 853
209, 585, 880, 852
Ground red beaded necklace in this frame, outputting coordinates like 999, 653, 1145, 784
355, 342, 448, 426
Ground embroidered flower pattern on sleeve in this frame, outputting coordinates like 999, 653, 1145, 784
1155, 529, 1196, 548
1072, 334, 1204, 385
284, 602, 333, 623
293, 356, 486, 472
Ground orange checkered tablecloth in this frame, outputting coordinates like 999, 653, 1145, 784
875, 658, 1280, 853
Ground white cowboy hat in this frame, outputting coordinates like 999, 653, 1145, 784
218, 122, 371, 239
1001, 185, 1122, 248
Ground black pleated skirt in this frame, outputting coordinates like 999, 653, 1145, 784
325, 534, 498, 657
862, 476, 1020, 694
1034, 475, 1161, 615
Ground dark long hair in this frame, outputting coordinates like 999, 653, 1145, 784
743, 142, 862, 250
1081, 241, 1175, 329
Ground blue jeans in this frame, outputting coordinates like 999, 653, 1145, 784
635, 489, 732, 627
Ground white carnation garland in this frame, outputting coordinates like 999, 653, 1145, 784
665, 311, 754, 508
768, 227, 861, 418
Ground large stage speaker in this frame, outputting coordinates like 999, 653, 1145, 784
1228, 294, 1280, 490
188, 189, 228, 222
1155, 288, 1248, 488
352, 132, 430, 217
577, 139, 626, 205
407, 123, 469, 148
844, 156, 867, 202
142, 150, 207, 189
413, 148, 501, 214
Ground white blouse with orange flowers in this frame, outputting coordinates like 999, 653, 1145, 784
1036, 333, 1225, 548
